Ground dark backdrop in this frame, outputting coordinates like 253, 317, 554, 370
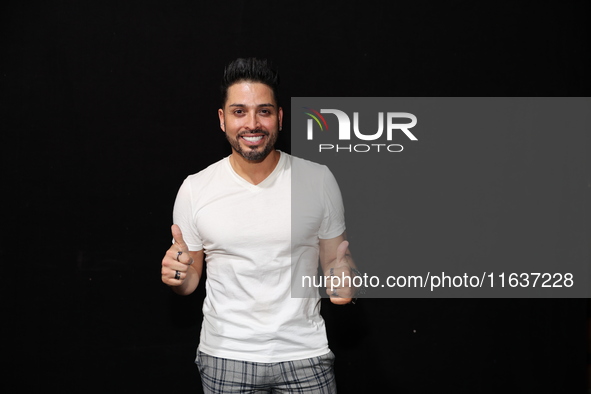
3, 1, 589, 393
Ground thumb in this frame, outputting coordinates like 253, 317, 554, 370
171, 224, 188, 251
335, 240, 349, 267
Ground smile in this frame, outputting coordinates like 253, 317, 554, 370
242, 136, 264, 142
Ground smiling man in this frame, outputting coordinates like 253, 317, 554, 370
161, 58, 359, 393
220, 81, 280, 164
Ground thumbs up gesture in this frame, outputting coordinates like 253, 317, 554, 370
161, 224, 196, 288
323, 240, 359, 305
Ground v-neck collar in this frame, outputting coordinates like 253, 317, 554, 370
225, 151, 286, 190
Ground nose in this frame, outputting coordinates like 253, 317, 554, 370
244, 112, 260, 131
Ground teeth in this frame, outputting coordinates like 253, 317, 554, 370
243, 136, 263, 142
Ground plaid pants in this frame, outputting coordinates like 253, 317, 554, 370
196, 350, 337, 393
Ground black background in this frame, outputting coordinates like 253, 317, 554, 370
3, 1, 589, 393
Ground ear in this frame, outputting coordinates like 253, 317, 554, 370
218, 108, 225, 132
278, 107, 283, 131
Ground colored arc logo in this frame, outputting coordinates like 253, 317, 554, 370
303, 107, 329, 131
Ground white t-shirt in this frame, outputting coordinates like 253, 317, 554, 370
173, 151, 345, 362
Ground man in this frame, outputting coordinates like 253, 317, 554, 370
161, 58, 359, 393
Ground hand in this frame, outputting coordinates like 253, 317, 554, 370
161, 224, 194, 286
325, 240, 355, 305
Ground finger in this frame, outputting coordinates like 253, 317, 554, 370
171, 224, 189, 252
165, 249, 194, 267
326, 284, 355, 297
331, 297, 352, 305
164, 251, 193, 270
161, 267, 185, 285
335, 240, 349, 266
326, 287, 352, 304
172, 269, 185, 281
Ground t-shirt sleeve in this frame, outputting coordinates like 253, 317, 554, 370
172, 177, 203, 251
318, 166, 346, 239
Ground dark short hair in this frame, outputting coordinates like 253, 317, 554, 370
220, 58, 280, 107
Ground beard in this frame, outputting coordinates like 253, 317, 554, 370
226, 129, 278, 162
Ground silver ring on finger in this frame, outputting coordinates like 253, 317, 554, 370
174, 270, 181, 280
176, 251, 183, 262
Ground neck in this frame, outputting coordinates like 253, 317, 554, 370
229, 149, 281, 185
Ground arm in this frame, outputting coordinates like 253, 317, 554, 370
319, 232, 360, 305
161, 224, 204, 296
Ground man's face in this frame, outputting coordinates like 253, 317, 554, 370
218, 82, 283, 162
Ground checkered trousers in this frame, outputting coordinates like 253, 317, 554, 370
196, 350, 337, 393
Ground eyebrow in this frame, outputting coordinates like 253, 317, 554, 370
228, 103, 276, 108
